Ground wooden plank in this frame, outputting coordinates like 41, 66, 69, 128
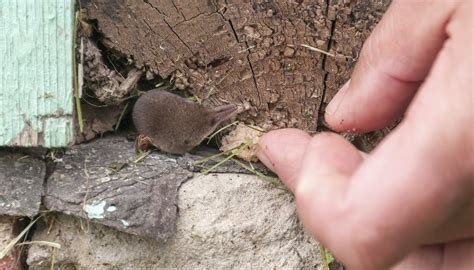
0, 0, 75, 147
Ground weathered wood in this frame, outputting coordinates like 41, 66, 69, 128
83, 0, 390, 132
0, 0, 75, 147
323, 0, 390, 103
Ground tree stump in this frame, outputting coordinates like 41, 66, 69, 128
82, 0, 390, 133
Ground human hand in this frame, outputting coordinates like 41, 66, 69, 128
257, 1, 473, 269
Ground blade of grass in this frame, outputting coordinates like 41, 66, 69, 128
241, 123, 266, 133
0, 216, 41, 259
206, 121, 239, 144
133, 150, 152, 164
231, 158, 287, 191
16, 155, 30, 161
200, 142, 249, 175
320, 245, 335, 270
17, 241, 61, 249
51, 247, 57, 270
109, 162, 128, 173
300, 44, 335, 57
73, 11, 84, 133
193, 143, 243, 166
114, 102, 129, 131
187, 95, 202, 104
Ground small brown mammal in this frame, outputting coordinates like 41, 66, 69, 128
132, 90, 237, 154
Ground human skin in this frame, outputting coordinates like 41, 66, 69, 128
257, 1, 473, 269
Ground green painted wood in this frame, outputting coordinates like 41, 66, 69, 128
0, 0, 75, 147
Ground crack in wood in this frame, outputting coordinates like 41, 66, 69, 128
170, 0, 186, 20
142, 0, 192, 54
173, 9, 220, 27
317, 0, 338, 130
143, 0, 167, 17
165, 19, 193, 54
245, 44, 261, 105
82, 0, 388, 133
143, 0, 194, 54
219, 3, 261, 106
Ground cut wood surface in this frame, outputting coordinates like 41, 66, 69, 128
83, 0, 389, 132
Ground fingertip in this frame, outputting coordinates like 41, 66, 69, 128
324, 81, 355, 131
324, 1, 453, 133
257, 128, 311, 191
324, 79, 374, 132
325, 80, 350, 117
257, 129, 310, 169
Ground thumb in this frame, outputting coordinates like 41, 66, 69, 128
293, 133, 365, 266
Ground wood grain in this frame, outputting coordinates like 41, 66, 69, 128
0, 0, 75, 147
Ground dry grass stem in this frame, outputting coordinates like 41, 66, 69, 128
0, 216, 41, 259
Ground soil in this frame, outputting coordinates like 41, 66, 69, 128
79, 0, 390, 134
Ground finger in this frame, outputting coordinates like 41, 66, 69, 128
391, 245, 443, 270
257, 130, 364, 192
257, 128, 311, 192
296, 15, 474, 265
315, 38, 473, 270
296, 123, 472, 268
325, 1, 457, 132
292, 133, 365, 265
409, 0, 474, 245
423, 198, 474, 244
443, 238, 474, 268
425, 197, 474, 244
392, 238, 474, 270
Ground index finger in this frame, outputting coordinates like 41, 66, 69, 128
325, 0, 456, 132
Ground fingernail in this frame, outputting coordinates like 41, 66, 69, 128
326, 80, 350, 115
256, 142, 276, 172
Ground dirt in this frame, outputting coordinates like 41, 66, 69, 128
79, 0, 390, 136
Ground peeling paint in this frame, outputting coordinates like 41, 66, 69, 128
83, 201, 106, 219
120, 219, 129, 228
8, 119, 45, 146
106, 205, 117, 212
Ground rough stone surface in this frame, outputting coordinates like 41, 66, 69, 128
0, 153, 45, 217
29, 174, 322, 269
44, 136, 194, 242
